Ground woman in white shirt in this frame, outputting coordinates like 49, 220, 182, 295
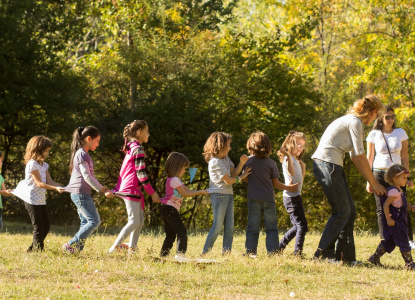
367, 105, 414, 249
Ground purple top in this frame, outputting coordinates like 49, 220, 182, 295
65, 148, 99, 194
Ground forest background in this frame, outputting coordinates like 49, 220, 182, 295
1, 0, 415, 232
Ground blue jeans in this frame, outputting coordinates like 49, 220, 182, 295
313, 159, 356, 262
279, 196, 308, 254
202, 193, 234, 254
245, 200, 279, 254
69, 193, 101, 251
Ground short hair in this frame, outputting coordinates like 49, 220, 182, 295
24, 136, 52, 165
202, 132, 232, 162
164, 152, 190, 177
384, 164, 408, 185
247, 131, 272, 158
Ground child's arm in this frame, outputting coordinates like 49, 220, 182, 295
231, 154, 249, 177
280, 147, 295, 177
45, 171, 64, 193
31, 170, 64, 192
79, 162, 114, 198
0, 181, 12, 196
176, 185, 209, 198
383, 196, 396, 226
223, 167, 252, 184
272, 178, 299, 192
133, 147, 159, 203
408, 203, 415, 213
299, 160, 306, 181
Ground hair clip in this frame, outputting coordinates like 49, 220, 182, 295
397, 170, 410, 176
126, 124, 131, 127
78, 127, 84, 134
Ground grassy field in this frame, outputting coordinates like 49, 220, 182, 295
1, 222, 414, 299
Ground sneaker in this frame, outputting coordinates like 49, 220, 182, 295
120, 243, 130, 250
368, 255, 384, 267
406, 262, 415, 271
409, 241, 415, 251
174, 253, 189, 262
348, 260, 364, 267
63, 243, 76, 254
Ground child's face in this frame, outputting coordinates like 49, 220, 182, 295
394, 173, 408, 187
293, 138, 306, 157
86, 135, 101, 152
0, 156, 3, 168
137, 126, 150, 144
41, 148, 51, 160
179, 166, 187, 178
219, 140, 231, 158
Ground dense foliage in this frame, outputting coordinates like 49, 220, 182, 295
1, 0, 414, 231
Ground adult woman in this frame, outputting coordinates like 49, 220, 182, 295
366, 105, 414, 249
312, 95, 386, 264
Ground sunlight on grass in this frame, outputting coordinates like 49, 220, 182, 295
0, 222, 414, 299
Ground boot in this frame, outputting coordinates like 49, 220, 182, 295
368, 243, 386, 267
401, 251, 415, 270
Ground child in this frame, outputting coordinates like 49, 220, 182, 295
201, 132, 252, 255
244, 132, 299, 256
368, 164, 415, 270
10, 136, 64, 251
0, 150, 13, 231
160, 152, 208, 259
64, 126, 114, 253
109, 120, 160, 254
277, 131, 308, 256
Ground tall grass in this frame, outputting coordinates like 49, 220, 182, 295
0, 222, 414, 299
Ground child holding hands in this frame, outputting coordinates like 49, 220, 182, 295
202, 132, 251, 255
109, 120, 160, 254
244, 132, 299, 256
368, 164, 415, 270
159, 152, 208, 260
11, 136, 64, 251
277, 131, 308, 256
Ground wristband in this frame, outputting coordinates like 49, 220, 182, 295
236, 176, 240, 184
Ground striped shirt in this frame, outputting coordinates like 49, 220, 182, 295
114, 141, 155, 209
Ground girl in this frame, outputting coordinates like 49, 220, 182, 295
201, 132, 251, 255
312, 95, 386, 264
159, 152, 208, 259
11, 136, 64, 252
109, 120, 160, 254
63, 126, 114, 253
244, 132, 299, 256
0, 150, 13, 231
366, 105, 414, 248
277, 131, 308, 256
368, 164, 415, 270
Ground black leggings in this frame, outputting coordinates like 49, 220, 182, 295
24, 202, 50, 251
160, 205, 187, 256
373, 170, 413, 240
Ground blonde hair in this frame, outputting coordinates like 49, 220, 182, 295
347, 94, 385, 120
384, 164, 408, 185
247, 131, 272, 158
164, 152, 190, 177
277, 131, 307, 163
24, 136, 52, 165
203, 132, 232, 162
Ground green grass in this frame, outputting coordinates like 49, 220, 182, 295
1, 221, 414, 299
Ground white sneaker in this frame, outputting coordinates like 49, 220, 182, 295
174, 253, 188, 262
409, 241, 415, 250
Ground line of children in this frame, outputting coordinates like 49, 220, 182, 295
3, 124, 415, 272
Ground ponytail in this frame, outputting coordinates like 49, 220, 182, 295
347, 94, 385, 120
69, 126, 100, 173
121, 120, 147, 152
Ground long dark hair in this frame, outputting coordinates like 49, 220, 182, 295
122, 120, 147, 152
372, 105, 396, 130
69, 126, 100, 173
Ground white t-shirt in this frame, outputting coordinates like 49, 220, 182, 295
207, 156, 235, 194
366, 128, 408, 169
312, 114, 365, 167
12, 160, 49, 205
282, 155, 303, 197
